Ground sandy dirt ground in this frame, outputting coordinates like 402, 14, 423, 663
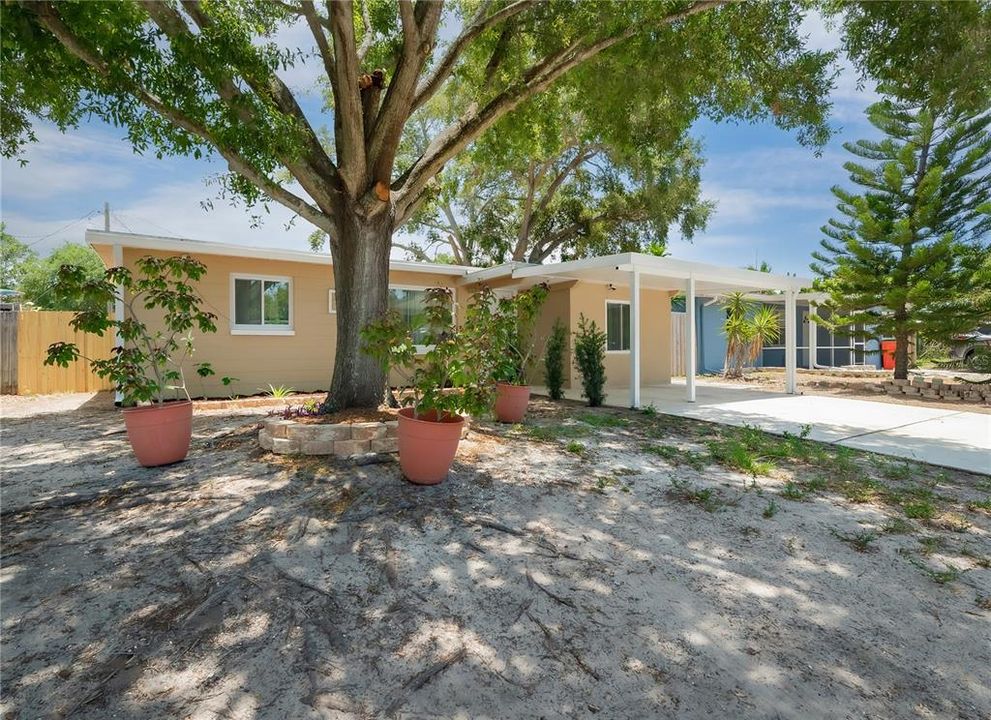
700, 368, 991, 413
2, 392, 990, 719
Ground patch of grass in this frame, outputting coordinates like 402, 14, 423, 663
975, 478, 991, 492
909, 559, 964, 585
800, 476, 829, 493
707, 437, 774, 477
903, 499, 937, 520
780, 481, 808, 501
641, 404, 657, 417
877, 458, 914, 482
966, 498, 991, 514
577, 412, 630, 428
832, 528, 879, 553
762, 498, 780, 518
518, 423, 590, 442
565, 440, 586, 456
642, 443, 708, 471
917, 536, 944, 556
840, 477, 886, 504
594, 476, 618, 493
668, 477, 724, 512
882, 518, 915, 534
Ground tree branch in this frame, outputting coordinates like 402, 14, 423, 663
327, 0, 367, 192
411, 0, 535, 114
395, 0, 723, 219
357, 1, 374, 61
364, 0, 443, 202
29, 1, 333, 232
179, 0, 342, 213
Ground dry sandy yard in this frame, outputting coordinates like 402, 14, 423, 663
1, 393, 990, 719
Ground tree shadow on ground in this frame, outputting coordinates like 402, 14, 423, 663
1, 401, 989, 719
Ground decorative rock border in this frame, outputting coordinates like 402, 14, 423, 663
882, 377, 990, 405
259, 417, 399, 456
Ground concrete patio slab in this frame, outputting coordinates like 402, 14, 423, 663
539, 381, 991, 475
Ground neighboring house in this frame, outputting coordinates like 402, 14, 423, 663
675, 294, 883, 374
88, 230, 810, 404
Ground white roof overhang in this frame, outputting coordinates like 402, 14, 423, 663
511, 252, 812, 295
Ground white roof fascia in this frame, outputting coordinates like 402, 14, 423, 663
86, 229, 480, 276
512, 252, 811, 292
458, 261, 533, 285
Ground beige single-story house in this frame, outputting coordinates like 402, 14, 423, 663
88, 229, 810, 406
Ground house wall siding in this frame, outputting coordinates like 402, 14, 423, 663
104, 246, 468, 398
567, 282, 671, 391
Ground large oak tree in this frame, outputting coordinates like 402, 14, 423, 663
3, 0, 856, 408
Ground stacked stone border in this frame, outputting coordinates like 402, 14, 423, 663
259, 417, 399, 456
880, 377, 990, 405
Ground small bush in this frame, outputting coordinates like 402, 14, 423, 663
573, 314, 606, 407
565, 440, 586, 456
544, 318, 568, 401
904, 500, 936, 519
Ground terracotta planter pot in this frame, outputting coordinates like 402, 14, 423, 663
494, 382, 531, 423
123, 400, 193, 467
397, 407, 465, 485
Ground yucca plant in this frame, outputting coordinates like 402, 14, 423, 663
722, 293, 781, 378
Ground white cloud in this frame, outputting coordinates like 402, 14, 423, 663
701, 182, 833, 226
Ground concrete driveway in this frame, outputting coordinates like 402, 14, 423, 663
543, 381, 991, 475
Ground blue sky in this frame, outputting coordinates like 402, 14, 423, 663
0, 12, 879, 279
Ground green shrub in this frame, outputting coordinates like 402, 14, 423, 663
544, 318, 568, 400
573, 314, 606, 407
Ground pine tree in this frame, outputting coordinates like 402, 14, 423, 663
812, 98, 991, 380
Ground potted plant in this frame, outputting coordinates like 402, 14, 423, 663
491, 283, 549, 422
362, 287, 500, 484
44, 256, 230, 467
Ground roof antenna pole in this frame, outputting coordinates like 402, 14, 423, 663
104, 201, 110, 232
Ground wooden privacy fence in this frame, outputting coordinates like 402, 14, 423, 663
671, 311, 687, 376
0, 311, 115, 395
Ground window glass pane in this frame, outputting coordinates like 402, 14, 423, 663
606, 302, 629, 351
389, 288, 429, 344
234, 279, 262, 325
623, 304, 631, 350
263, 281, 290, 325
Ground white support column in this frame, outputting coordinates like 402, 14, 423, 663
785, 288, 797, 394
629, 269, 641, 409
685, 274, 696, 402
808, 304, 818, 371
112, 243, 124, 405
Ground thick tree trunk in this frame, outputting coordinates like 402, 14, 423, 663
322, 208, 393, 412
894, 331, 911, 381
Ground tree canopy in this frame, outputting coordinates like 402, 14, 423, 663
4, 0, 982, 408
18, 243, 106, 310
0, 224, 36, 290
812, 98, 991, 379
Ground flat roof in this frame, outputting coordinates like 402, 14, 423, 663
86, 230, 481, 276
88, 231, 813, 293
509, 253, 812, 294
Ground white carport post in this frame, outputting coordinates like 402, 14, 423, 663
685, 273, 696, 402
784, 288, 797, 394
629, 269, 641, 408
112, 242, 124, 405
808, 303, 818, 370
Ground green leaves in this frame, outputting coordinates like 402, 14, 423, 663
573, 313, 606, 407
42, 253, 223, 405
812, 96, 991, 373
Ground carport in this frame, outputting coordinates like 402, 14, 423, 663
511, 252, 811, 408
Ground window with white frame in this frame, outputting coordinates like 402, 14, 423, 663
606, 301, 631, 352
389, 286, 436, 345
232, 275, 292, 333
